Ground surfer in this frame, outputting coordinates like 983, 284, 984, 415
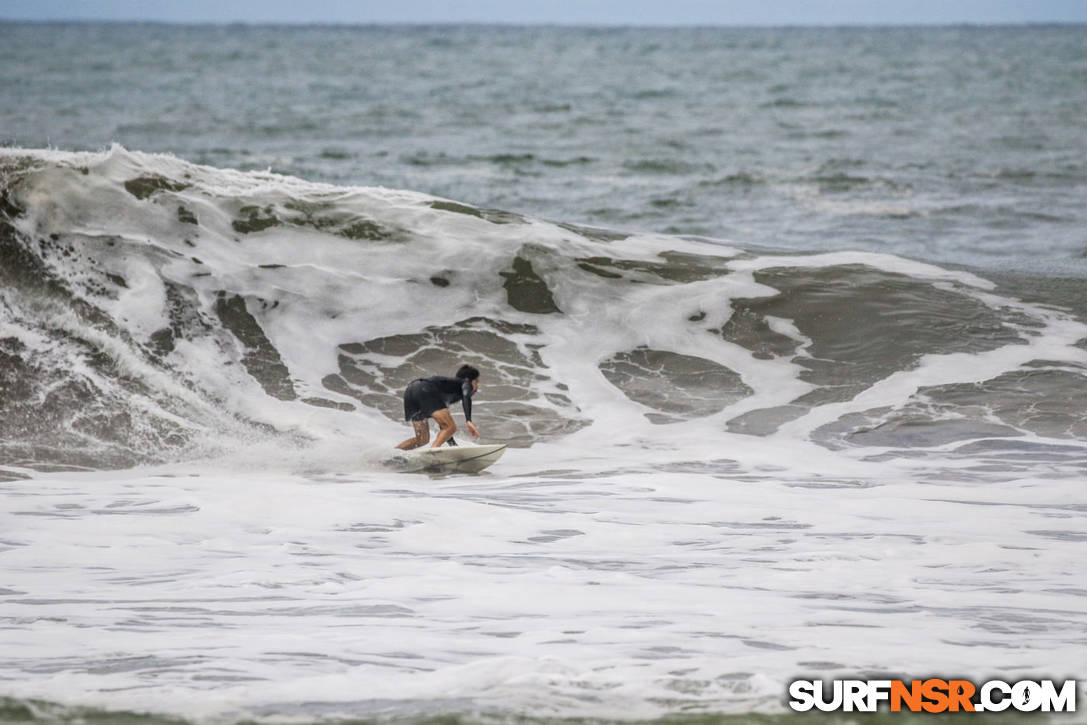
396, 365, 481, 450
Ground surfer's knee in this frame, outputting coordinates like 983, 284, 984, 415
432, 410, 455, 432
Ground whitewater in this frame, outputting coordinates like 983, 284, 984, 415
0, 144, 1085, 722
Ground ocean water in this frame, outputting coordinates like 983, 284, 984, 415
1, 22, 1087, 724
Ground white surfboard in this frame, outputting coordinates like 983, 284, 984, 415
394, 443, 507, 474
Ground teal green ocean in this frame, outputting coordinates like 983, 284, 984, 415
3, 24, 1086, 275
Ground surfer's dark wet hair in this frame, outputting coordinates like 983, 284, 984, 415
456, 364, 480, 381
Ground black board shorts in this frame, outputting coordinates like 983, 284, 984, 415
403, 379, 446, 422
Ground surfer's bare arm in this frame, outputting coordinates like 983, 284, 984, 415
466, 420, 480, 438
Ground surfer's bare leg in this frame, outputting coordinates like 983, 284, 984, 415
396, 420, 430, 450
430, 408, 458, 448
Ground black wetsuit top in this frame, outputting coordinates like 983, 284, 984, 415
403, 375, 474, 422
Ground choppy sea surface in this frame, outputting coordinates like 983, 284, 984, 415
1, 22, 1086, 724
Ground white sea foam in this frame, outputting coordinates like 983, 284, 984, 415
2, 147, 1087, 721
2, 458, 1085, 720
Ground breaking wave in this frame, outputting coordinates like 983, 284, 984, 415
2, 146, 1086, 473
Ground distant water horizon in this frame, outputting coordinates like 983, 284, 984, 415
6, 18, 1087, 25
5, 23, 1086, 277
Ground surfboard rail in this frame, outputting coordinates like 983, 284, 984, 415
393, 443, 507, 474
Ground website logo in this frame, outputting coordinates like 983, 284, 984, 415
788, 679, 1077, 713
